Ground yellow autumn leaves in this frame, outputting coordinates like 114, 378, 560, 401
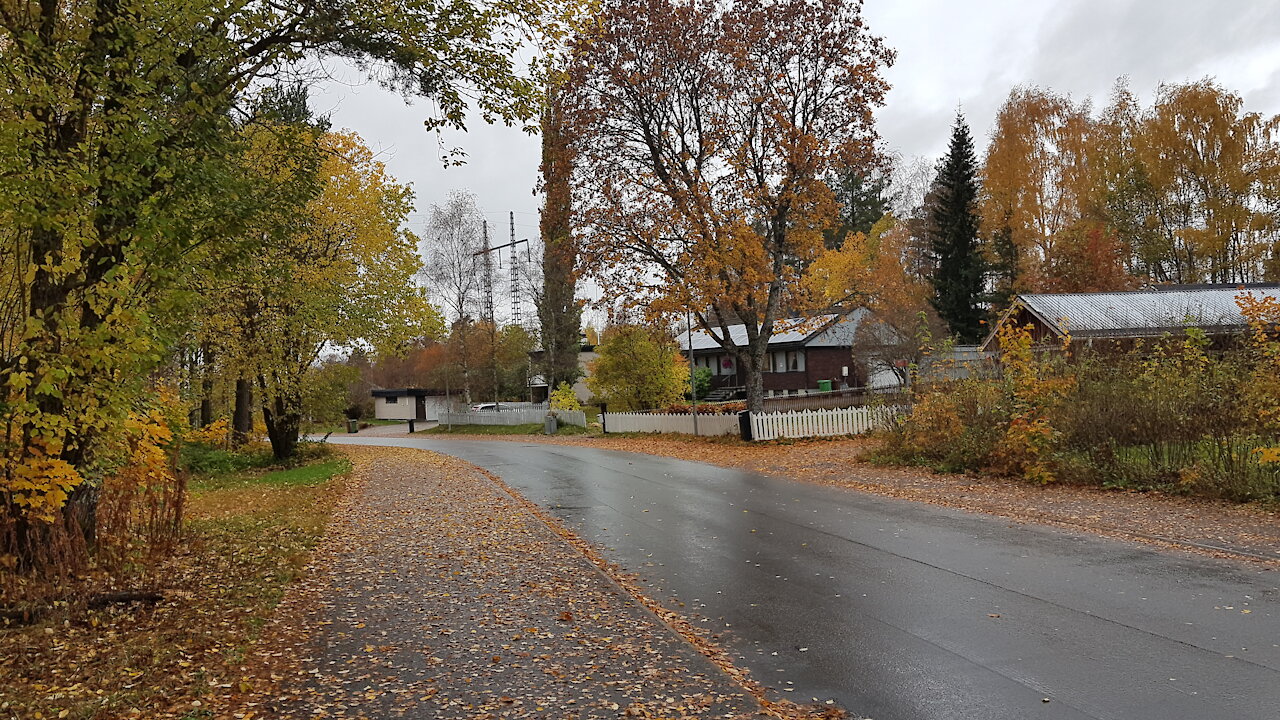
1239, 294, 1280, 464
0, 402, 177, 526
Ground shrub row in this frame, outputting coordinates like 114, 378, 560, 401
882, 320, 1280, 502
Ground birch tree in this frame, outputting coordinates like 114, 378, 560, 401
422, 191, 485, 403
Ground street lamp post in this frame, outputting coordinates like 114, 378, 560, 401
687, 307, 699, 436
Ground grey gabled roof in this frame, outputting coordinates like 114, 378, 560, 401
678, 310, 867, 352
1005, 285, 1280, 341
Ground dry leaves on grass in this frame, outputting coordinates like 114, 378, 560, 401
0, 464, 348, 720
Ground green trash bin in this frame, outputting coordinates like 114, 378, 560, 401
817, 379, 833, 392
346, 418, 359, 433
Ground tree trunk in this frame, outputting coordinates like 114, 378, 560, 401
742, 344, 768, 414
538, 82, 583, 392
199, 344, 215, 428
232, 378, 253, 446
65, 484, 99, 548
260, 387, 300, 461
459, 327, 473, 405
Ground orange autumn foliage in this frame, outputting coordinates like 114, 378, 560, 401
564, 0, 894, 411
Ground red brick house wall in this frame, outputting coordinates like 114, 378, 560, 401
761, 371, 806, 391
804, 347, 858, 388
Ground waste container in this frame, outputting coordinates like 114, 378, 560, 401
543, 414, 559, 435
346, 418, 359, 433
817, 379, 832, 392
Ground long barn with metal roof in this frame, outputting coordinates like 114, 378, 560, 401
980, 284, 1280, 350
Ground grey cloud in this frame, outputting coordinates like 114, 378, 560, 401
313, 1, 1280, 248
1027, 0, 1280, 99
876, 0, 1280, 166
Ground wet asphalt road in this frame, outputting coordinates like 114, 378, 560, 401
328, 436, 1280, 720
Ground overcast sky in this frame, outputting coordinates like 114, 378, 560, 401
312, 0, 1280, 310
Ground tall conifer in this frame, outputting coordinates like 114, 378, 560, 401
537, 83, 584, 389
929, 113, 986, 343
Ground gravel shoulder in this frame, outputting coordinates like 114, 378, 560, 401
426, 433, 1280, 567
251, 445, 779, 719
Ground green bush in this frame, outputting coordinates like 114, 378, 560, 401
181, 442, 275, 475
549, 382, 582, 411
880, 376, 1010, 472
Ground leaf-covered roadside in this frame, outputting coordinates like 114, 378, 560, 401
250, 446, 844, 719
0, 445, 350, 719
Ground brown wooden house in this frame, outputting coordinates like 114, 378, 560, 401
679, 310, 885, 397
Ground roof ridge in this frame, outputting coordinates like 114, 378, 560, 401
1023, 284, 1280, 299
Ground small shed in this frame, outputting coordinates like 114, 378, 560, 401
980, 284, 1280, 351
371, 388, 450, 421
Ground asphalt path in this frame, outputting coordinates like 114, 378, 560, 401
327, 435, 1280, 720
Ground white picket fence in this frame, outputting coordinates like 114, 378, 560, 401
439, 408, 587, 427
603, 412, 740, 436
750, 405, 903, 441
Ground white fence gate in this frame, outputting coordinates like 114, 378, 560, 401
750, 406, 902, 441
439, 408, 587, 427
603, 412, 740, 436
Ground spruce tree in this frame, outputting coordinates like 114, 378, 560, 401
928, 113, 986, 343
825, 168, 890, 249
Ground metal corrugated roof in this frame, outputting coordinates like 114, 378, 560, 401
1020, 286, 1280, 338
678, 314, 842, 351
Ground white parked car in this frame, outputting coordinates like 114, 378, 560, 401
470, 402, 506, 412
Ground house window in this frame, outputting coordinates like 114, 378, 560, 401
772, 350, 804, 372
384, 396, 398, 404
719, 355, 735, 376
